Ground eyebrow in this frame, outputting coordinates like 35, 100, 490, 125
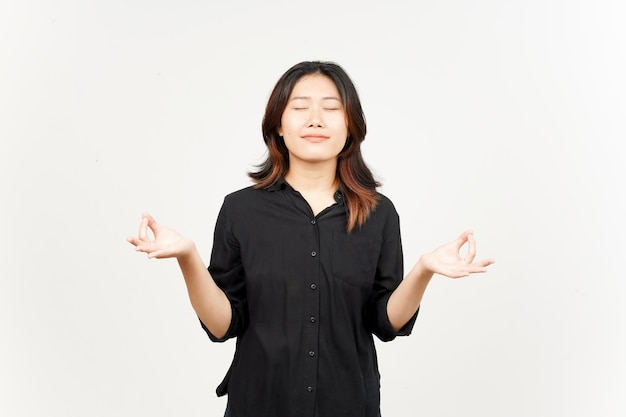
290, 96, 341, 101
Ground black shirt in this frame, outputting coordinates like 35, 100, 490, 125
201, 179, 417, 417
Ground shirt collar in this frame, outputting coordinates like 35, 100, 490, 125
333, 188, 345, 204
267, 177, 289, 192
267, 177, 345, 205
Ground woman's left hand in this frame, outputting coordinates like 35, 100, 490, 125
419, 230, 495, 278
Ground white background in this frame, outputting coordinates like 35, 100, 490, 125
1, 1, 625, 416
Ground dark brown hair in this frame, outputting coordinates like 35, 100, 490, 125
249, 61, 380, 232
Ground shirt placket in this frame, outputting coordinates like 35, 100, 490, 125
301, 210, 321, 417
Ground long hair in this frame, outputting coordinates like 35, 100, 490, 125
249, 61, 380, 232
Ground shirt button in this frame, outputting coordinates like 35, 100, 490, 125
309, 316, 316, 323
311, 251, 317, 257
308, 350, 316, 357
307, 386, 314, 392
310, 219, 316, 225
310, 283, 317, 290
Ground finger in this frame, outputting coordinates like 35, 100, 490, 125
133, 242, 153, 253
443, 266, 485, 278
466, 266, 488, 274
136, 244, 162, 257
138, 216, 149, 241
127, 236, 140, 247
464, 233, 477, 264
147, 248, 171, 259
454, 229, 473, 249
473, 258, 496, 268
464, 258, 496, 273
445, 270, 471, 279
147, 250, 162, 259
143, 212, 161, 236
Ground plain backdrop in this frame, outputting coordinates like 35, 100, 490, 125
1, 1, 625, 416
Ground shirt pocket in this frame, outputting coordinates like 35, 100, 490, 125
331, 232, 381, 287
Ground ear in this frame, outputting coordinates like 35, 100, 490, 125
277, 126, 283, 137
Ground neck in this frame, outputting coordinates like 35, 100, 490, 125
285, 159, 340, 216
284, 159, 338, 193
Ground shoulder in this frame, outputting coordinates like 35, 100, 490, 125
220, 185, 273, 215
214, 186, 263, 228
223, 185, 258, 203
374, 192, 399, 217
358, 192, 400, 233
220, 185, 256, 207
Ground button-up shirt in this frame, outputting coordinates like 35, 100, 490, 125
201, 179, 417, 417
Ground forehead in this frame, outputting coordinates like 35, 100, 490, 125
289, 74, 340, 99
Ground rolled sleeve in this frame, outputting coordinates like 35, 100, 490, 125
365, 200, 418, 342
201, 196, 248, 342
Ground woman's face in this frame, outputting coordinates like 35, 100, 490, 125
278, 74, 348, 166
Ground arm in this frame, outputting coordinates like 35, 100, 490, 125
387, 230, 495, 332
127, 213, 232, 339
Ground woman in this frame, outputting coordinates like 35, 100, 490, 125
128, 61, 494, 417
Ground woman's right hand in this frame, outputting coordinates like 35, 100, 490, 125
127, 213, 195, 259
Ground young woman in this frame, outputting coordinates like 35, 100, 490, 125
128, 61, 494, 417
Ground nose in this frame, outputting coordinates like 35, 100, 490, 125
307, 106, 324, 127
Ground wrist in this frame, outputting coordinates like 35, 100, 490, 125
412, 257, 435, 283
177, 240, 198, 263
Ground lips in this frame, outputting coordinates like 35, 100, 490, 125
302, 135, 330, 143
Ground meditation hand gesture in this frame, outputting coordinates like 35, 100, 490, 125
419, 230, 495, 279
127, 213, 194, 259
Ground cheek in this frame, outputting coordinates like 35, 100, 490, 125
338, 137, 348, 150
336, 116, 349, 136
278, 116, 298, 136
